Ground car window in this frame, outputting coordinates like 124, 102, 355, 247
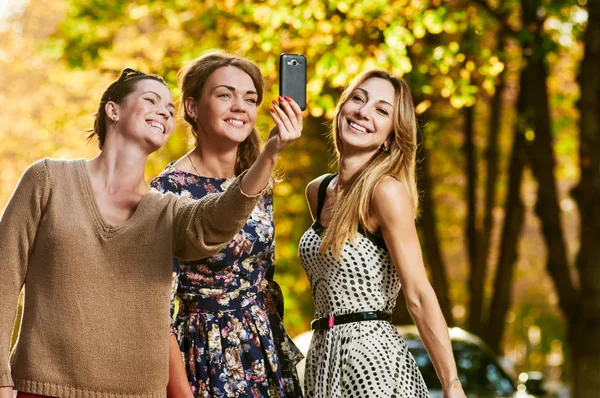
407, 341, 516, 396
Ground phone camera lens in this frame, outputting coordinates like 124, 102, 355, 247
289, 59, 299, 67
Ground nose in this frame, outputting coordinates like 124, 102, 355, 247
230, 96, 247, 113
155, 104, 170, 119
355, 103, 371, 120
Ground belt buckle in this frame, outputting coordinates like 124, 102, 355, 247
328, 315, 335, 328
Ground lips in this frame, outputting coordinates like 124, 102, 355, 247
147, 120, 165, 134
347, 118, 370, 134
225, 118, 246, 127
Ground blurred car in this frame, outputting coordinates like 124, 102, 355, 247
293, 325, 536, 398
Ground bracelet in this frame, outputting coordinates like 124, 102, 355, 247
446, 376, 461, 390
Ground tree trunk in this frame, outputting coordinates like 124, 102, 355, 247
414, 117, 454, 325
570, 0, 600, 395
464, 105, 485, 335
480, 39, 505, 305
520, 0, 579, 321
485, 71, 526, 353
569, 321, 600, 397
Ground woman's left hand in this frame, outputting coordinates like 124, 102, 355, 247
265, 96, 303, 156
444, 380, 467, 398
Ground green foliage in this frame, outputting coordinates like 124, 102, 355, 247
0, 2, 583, 385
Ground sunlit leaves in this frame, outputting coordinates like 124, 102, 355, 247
5, 0, 580, 339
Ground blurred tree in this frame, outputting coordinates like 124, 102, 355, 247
475, 0, 599, 395
1, 0, 590, 393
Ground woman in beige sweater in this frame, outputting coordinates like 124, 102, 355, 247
0, 68, 302, 398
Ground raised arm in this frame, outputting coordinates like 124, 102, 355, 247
0, 160, 49, 389
240, 97, 302, 195
173, 98, 303, 261
372, 176, 465, 398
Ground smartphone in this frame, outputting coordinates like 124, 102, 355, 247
279, 53, 307, 111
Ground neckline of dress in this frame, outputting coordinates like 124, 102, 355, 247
310, 220, 388, 251
165, 162, 236, 181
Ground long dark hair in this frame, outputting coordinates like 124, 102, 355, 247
88, 68, 167, 149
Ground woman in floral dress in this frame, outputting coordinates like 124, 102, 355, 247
151, 51, 303, 398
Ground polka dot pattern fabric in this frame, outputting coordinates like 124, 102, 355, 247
299, 224, 428, 397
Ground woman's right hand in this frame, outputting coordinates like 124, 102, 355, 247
0, 386, 13, 398
239, 96, 303, 196
264, 96, 303, 157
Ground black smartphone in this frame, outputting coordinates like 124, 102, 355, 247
279, 53, 307, 111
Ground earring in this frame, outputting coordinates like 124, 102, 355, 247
381, 143, 389, 152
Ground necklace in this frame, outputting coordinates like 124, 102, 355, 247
187, 154, 202, 176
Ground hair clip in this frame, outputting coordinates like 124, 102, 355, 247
118, 67, 145, 81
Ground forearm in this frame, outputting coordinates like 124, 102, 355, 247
173, 171, 263, 261
240, 148, 277, 196
167, 335, 193, 398
0, 386, 13, 397
405, 286, 457, 389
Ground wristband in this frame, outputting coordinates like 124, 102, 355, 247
446, 376, 461, 390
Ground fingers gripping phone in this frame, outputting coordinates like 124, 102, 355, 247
279, 53, 307, 111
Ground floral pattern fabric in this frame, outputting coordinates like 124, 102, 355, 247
151, 163, 303, 398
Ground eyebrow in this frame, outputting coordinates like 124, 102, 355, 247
211, 84, 258, 96
356, 88, 393, 108
143, 91, 175, 110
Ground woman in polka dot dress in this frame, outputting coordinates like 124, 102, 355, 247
298, 70, 466, 398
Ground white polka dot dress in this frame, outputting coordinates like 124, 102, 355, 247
298, 175, 428, 398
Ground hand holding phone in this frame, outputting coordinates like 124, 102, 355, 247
279, 53, 307, 111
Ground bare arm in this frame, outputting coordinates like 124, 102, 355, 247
173, 99, 303, 261
240, 97, 303, 195
166, 335, 193, 398
372, 177, 465, 398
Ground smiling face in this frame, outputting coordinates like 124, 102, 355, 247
110, 79, 176, 152
337, 77, 396, 154
188, 65, 259, 145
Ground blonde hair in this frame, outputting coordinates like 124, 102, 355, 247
320, 70, 419, 258
178, 50, 264, 175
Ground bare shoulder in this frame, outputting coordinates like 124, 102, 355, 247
306, 174, 331, 219
372, 175, 414, 222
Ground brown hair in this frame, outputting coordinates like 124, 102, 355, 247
88, 68, 167, 149
178, 50, 264, 175
320, 70, 420, 258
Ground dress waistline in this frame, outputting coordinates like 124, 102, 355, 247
177, 279, 268, 313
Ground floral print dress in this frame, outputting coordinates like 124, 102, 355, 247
151, 163, 303, 398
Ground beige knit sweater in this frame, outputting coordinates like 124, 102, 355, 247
0, 158, 262, 397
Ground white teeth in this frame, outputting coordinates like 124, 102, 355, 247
226, 119, 244, 126
349, 121, 367, 133
148, 121, 164, 133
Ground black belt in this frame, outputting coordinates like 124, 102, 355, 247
310, 311, 391, 330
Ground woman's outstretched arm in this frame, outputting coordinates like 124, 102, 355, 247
173, 98, 303, 262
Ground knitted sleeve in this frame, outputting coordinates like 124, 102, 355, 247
169, 259, 180, 336
0, 159, 49, 387
172, 170, 264, 262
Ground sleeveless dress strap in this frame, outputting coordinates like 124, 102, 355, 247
316, 174, 337, 221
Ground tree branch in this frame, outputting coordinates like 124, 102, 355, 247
471, 0, 519, 38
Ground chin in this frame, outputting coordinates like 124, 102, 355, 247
224, 131, 253, 145
340, 133, 369, 149
145, 138, 167, 153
